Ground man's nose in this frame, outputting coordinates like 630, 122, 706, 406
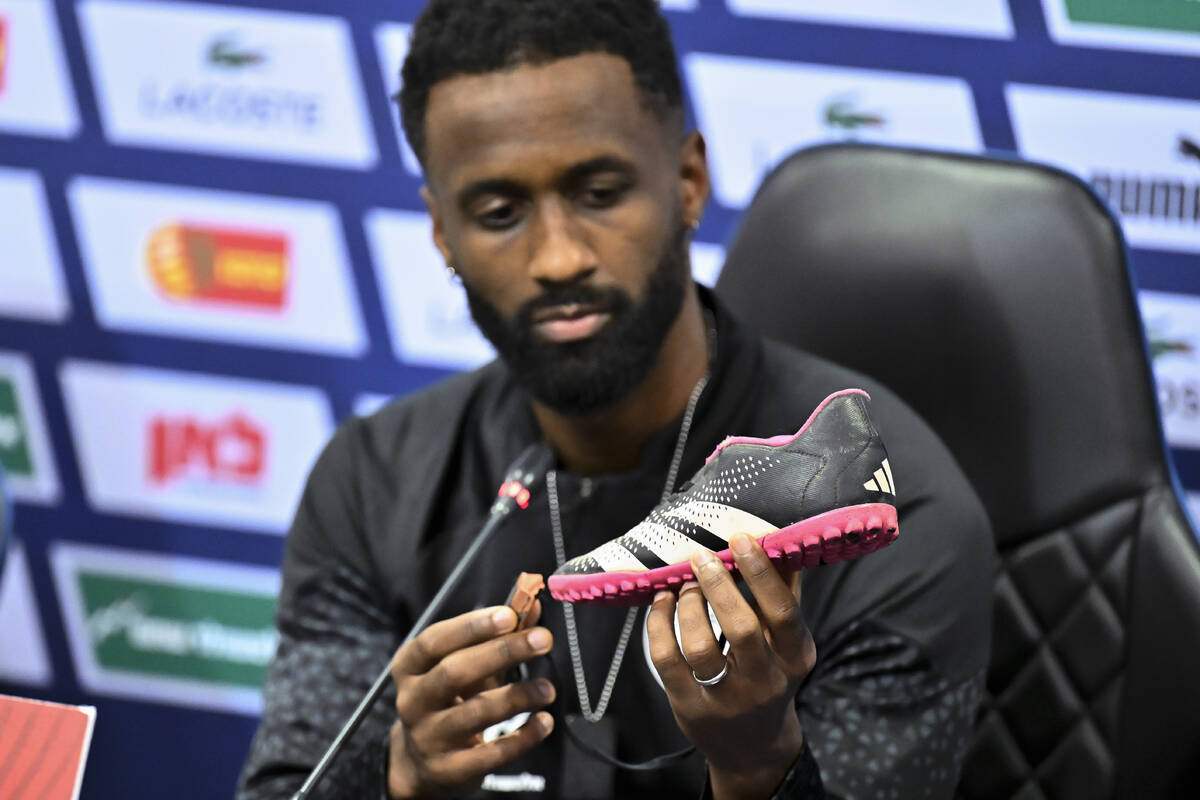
528, 199, 597, 284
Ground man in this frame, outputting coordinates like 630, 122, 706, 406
238, 1, 993, 797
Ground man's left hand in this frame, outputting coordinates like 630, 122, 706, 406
646, 533, 817, 800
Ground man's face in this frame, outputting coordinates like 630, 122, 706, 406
420, 53, 708, 415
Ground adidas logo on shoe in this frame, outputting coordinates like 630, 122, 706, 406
547, 389, 900, 606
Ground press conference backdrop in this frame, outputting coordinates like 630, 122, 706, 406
0, 0, 1197, 797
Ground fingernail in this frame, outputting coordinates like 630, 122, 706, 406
731, 534, 754, 557
691, 549, 719, 572
537, 680, 555, 702
527, 628, 552, 651
653, 590, 672, 604
492, 608, 514, 630
538, 712, 554, 734
680, 580, 700, 594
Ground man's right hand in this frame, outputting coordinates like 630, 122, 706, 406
387, 605, 556, 799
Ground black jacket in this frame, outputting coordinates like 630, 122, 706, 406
238, 289, 993, 799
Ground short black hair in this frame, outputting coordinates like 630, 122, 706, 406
399, 0, 685, 166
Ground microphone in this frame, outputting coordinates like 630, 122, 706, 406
291, 443, 555, 800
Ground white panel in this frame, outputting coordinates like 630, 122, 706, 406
59, 360, 333, 534
364, 207, 496, 370
0, 0, 80, 137
727, 0, 1013, 38
0, 542, 53, 686
687, 54, 983, 208
1008, 84, 1200, 255
374, 22, 423, 176
69, 176, 367, 355
0, 167, 69, 322
78, 0, 377, 167
1042, 0, 1200, 57
1141, 291, 1200, 451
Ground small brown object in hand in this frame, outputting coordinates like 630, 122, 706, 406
505, 573, 545, 631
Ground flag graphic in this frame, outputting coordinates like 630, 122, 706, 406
145, 223, 289, 310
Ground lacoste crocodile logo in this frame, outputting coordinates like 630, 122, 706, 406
206, 34, 266, 69
824, 95, 887, 132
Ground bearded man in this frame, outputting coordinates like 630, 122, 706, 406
238, 1, 992, 798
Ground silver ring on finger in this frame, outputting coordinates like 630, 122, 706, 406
692, 658, 729, 687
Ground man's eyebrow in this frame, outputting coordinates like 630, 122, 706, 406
560, 156, 636, 185
454, 156, 636, 208
456, 178, 527, 209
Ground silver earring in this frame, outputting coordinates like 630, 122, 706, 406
688, 218, 701, 231
447, 265, 461, 285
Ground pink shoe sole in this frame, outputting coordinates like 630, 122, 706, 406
546, 502, 899, 606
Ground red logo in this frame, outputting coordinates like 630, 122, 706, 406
0, 17, 9, 97
145, 222, 290, 310
497, 480, 531, 510
148, 412, 267, 485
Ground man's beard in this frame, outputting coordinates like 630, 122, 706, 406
463, 227, 690, 416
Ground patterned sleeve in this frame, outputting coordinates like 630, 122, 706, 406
796, 622, 984, 800
236, 565, 398, 800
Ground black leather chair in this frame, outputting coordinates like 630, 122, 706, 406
716, 143, 1200, 799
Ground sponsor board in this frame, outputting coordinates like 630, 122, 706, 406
69, 176, 367, 355
78, 0, 376, 168
686, 54, 982, 208
0, 541, 54, 686
0, 350, 60, 504
50, 542, 279, 714
1140, 290, 1200, 450
59, 360, 333, 533
0, 0, 79, 137
0, 166, 70, 322
1043, 0, 1200, 57
1008, 85, 1200, 255
364, 208, 496, 370
373, 23, 422, 177
726, 0, 1013, 38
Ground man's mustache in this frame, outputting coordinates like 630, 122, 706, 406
514, 286, 631, 328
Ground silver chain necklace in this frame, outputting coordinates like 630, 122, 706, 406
547, 318, 714, 724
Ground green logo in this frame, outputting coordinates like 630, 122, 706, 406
80, 572, 277, 689
1146, 320, 1194, 362
206, 34, 267, 69
823, 95, 886, 132
1064, 0, 1200, 37
0, 376, 33, 478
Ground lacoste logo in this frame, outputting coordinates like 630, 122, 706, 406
1180, 135, 1200, 165
1147, 321, 1193, 361
823, 94, 887, 132
206, 33, 267, 69
863, 459, 896, 495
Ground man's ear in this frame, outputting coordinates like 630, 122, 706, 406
679, 131, 711, 228
420, 184, 454, 266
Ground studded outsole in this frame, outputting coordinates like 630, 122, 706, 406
546, 503, 899, 607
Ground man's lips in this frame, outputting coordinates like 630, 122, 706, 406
530, 303, 613, 343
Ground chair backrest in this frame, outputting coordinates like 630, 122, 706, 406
716, 143, 1200, 799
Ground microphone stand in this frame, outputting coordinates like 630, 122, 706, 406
291, 444, 553, 800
